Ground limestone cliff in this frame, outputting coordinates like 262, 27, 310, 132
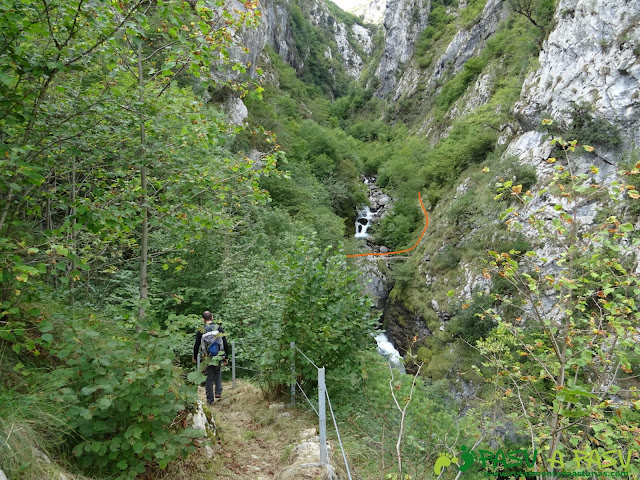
391, 0, 508, 103
242, 0, 376, 81
349, 0, 388, 25
374, 0, 430, 95
514, 0, 640, 147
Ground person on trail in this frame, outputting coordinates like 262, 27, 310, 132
192, 311, 230, 404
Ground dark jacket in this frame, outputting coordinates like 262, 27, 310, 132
193, 324, 230, 363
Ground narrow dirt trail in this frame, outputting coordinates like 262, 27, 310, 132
198, 380, 321, 480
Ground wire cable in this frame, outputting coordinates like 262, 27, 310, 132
296, 381, 319, 417
294, 345, 320, 370
235, 365, 261, 372
325, 389, 353, 480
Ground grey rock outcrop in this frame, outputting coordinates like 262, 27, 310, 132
188, 399, 216, 453
352, 23, 375, 55
392, 0, 507, 103
514, 0, 640, 147
376, 0, 430, 95
222, 97, 248, 125
432, 0, 506, 82
349, 0, 388, 25
384, 301, 431, 356
358, 257, 390, 308
431, 298, 451, 331
232, 0, 374, 82
308, 1, 374, 78
218, 0, 374, 86
238, 0, 303, 73
276, 428, 333, 480
0, 468, 7, 480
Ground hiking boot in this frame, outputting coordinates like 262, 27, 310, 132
215, 394, 222, 399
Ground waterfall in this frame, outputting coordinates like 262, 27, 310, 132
354, 176, 403, 371
374, 333, 406, 373
355, 206, 375, 238
354, 175, 390, 240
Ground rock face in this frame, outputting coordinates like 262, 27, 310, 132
348, 0, 388, 25
236, 0, 375, 81
384, 300, 431, 358
308, 2, 372, 79
514, 0, 640, 147
388, 0, 640, 347
188, 399, 217, 453
430, 0, 506, 83
375, 0, 429, 95
222, 97, 249, 126
358, 257, 390, 308
374, 0, 507, 101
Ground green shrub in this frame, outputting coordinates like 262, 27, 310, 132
492, 234, 532, 256
420, 122, 497, 196
390, 258, 417, 290
460, 0, 488, 27
51, 321, 201, 479
436, 56, 488, 112
449, 192, 480, 225
512, 163, 538, 191
431, 246, 462, 272
246, 238, 378, 394
333, 352, 479, 478
415, 0, 455, 68
565, 101, 623, 148
374, 212, 417, 251
448, 292, 495, 342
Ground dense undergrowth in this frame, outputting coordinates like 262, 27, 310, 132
0, 0, 375, 477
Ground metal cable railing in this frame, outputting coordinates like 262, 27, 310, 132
296, 380, 319, 417
294, 343, 320, 370
326, 388, 353, 480
200, 340, 353, 479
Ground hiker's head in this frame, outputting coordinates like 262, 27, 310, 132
202, 311, 213, 323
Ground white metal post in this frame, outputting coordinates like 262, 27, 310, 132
318, 367, 328, 465
231, 340, 236, 389
290, 341, 296, 407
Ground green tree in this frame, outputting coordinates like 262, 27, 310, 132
242, 237, 379, 393
475, 129, 640, 475
0, 0, 279, 331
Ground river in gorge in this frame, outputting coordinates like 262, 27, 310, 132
354, 176, 405, 374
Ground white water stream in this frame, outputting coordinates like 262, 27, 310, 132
374, 333, 406, 373
355, 206, 375, 238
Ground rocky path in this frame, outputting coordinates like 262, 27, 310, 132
198, 380, 330, 480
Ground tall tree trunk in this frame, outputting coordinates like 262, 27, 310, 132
0, 191, 14, 233
137, 41, 148, 325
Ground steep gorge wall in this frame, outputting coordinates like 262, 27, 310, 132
366, 0, 640, 366
514, 0, 640, 147
374, 0, 430, 95
237, 0, 376, 82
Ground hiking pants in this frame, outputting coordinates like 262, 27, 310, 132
205, 364, 222, 403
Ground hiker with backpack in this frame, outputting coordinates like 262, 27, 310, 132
192, 311, 230, 404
